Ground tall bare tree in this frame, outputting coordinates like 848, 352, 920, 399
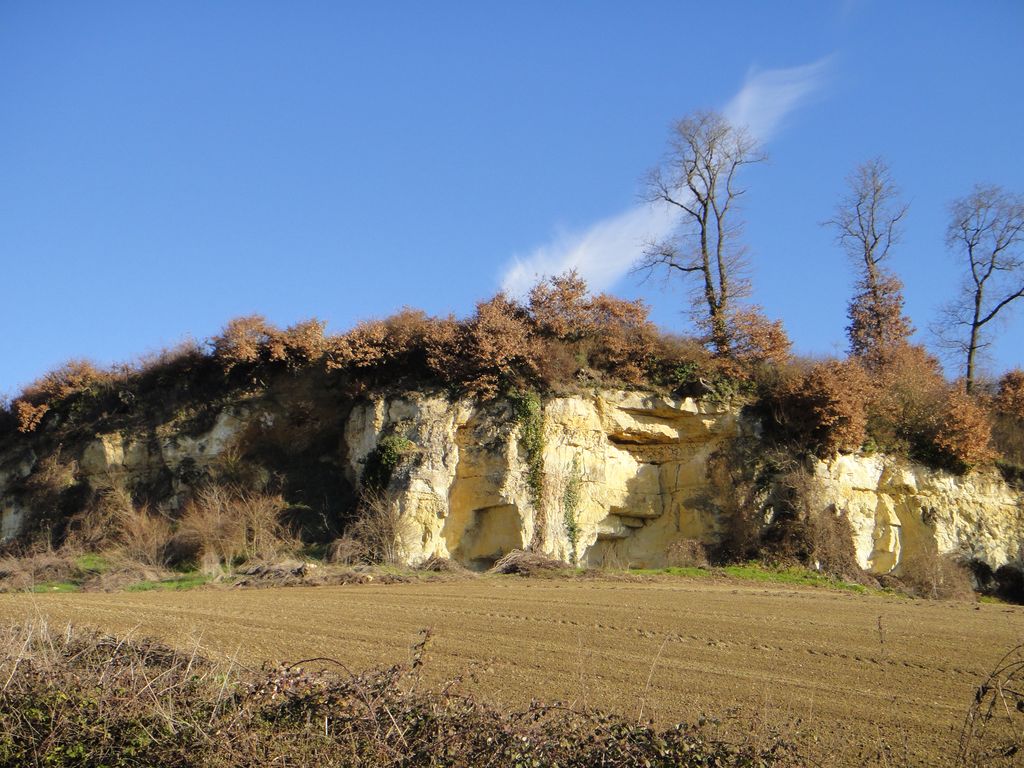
826, 158, 913, 368
938, 185, 1024, 393
635, 110, 765, 355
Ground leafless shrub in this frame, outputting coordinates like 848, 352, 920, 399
178, 486, 296, 571
489, 549, 571, 575
324, 534, 365, 565
0, 549, 77, 592
959, 643, 1024, 765
417, 554, 472, 574
898, 544, 976, 600
349, 490, 411, 566
0, 622, 800, 767
112, 504, 174, 567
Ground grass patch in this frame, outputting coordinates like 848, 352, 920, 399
721, 564, 869, 593
30, 581, 79, 593
73, 553, 111, 574
631, 566, 714, 579
629, 563, 873, 594
125, 573, 210, 592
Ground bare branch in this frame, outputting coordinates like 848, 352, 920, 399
634, 110, 766, 354
944, 184, 1024, 391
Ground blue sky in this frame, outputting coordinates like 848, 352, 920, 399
2, 1, 1022, 395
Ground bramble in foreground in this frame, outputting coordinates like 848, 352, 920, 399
0, 622, 798, 768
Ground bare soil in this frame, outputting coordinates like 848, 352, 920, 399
2, 576, 1021, 766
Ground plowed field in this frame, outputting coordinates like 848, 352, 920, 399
2, 577, 1021, 765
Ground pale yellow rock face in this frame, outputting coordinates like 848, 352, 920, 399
344, 390, 739, 568
813, 455, 1024, 574
345, 390, 1024, 573
2, 388, 1022, 578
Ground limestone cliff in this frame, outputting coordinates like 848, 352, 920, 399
1, 387, 1022, 576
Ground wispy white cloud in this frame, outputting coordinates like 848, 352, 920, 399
499, 56, 834, 296
723, 56, 833, 142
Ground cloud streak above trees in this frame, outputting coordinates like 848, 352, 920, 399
499, 56, 834, 296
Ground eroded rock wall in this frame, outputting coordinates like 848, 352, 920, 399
1, 386, 1022, 577
813, 455, 1024, 574
345, 389, 740, 568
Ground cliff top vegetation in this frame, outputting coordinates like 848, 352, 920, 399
1, 269, 1022, 479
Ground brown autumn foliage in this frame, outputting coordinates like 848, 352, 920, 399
726, 306, 792, 368
528, 270, 592, 340
265, 319, 327, 368
12, 359, 112, 432
994, 370, 1024, 421
326, 308, 436, 372
13, 400, 49, 433
992, 370, 1024, 468
425, 294, 541, 398
210, 314, 273, 371
932, 388, 994, 470
847, 273, 914, 370
3, 270, 1016, 477
858, 344, 994, 470
771, 359, 872, 456
864, 344, 948, 453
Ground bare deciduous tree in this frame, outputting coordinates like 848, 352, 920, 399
634, 110, 765, 355
826, 158, 913, 367
936, 185, 1024, 393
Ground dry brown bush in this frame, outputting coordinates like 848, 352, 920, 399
771, 359, 871, 456
728, 306, 792, 368
992, 370, 1024, 468
865, 344, 947, 453
20, 359, 109, 403
327, 308, 436, 373
12, 359, 110, 432
324, 534, 364, 565
932, 388, 995, 470
425, 294, 540, 398
898, 544, 976, 600
326, 317, 389, 369
349, 491, 411, 566
0, 549, 77, 591
265, 318, 327, 368
210, 315, 274, 371
528, 270, 592, 340
134, 337, 207, 378
12, 400, 49, 433
994, 370, 1024, 420
489, 549, 571, 575
587, 295, 657, 385
178, 486, 296, 572
113, 505, 174, 567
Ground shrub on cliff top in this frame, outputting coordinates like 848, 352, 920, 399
11, 359, 112, 432
992, 370, 1024, 470
769, 359, 871, 456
